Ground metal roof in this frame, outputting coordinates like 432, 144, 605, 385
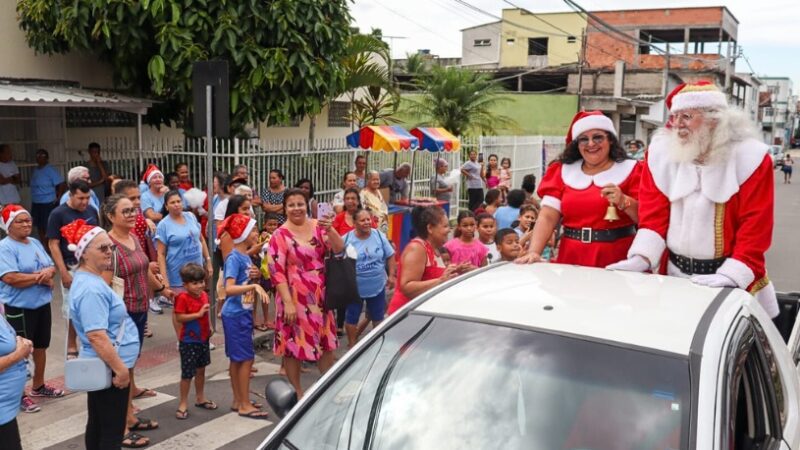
0, 82, 154, 114
415, 263, 729, 356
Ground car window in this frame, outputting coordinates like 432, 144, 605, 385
751, 319, 786, 429
279, 315, 691, 450
279, 315, 433, 450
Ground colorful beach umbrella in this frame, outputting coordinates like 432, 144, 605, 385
410, 127, 461, 152
346, 125, 419, 152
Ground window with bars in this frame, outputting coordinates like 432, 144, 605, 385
66, 108, 136, 127
474, 39, 491, 47
327, 101, 352, 128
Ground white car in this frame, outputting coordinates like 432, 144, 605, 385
259, 263, 800, 450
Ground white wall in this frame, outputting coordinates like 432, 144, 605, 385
0, 0, 114, 88
461, 23, 501, 68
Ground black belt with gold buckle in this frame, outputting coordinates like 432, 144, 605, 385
562, 225, 636, 244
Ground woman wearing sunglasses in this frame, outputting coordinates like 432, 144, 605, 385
517, 111, 642, 267
61, 219, 141, 450
103, 194, 166, 448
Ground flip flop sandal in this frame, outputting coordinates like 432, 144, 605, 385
133, 388, 157, 399
175, 409, 189, 420
253, 324, 269, 332
121, 432, 149, 448
238, 410, 270, 420
230, 400, 263, 411
129, 417, 159, 431
195, 400, 218, 410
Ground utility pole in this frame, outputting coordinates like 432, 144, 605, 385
662, 45, 671, 122
576, 27, 587, 113
382, 35, 407, 88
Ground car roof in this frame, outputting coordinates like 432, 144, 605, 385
413, 263, 728, 356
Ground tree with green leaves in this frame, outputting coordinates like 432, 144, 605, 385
402, 52, 428, 76
16, 0, 353, 132
348, 86, 400, 128
404, 66, 517, 137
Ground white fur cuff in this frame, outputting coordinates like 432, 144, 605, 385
716, 258, 755, 289
540, 195, 561, 213
627, 228, 666, 270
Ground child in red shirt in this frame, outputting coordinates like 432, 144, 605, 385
174, 263, 215, 419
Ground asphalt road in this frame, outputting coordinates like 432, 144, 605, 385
766, 149, 800, 293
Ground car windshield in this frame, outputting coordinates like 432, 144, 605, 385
277, 315, 690, 450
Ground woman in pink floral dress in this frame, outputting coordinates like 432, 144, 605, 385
268, 188, 344, 398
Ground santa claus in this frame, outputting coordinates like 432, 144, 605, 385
608, 80, 778, 317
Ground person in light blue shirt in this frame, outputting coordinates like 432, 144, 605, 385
29, 149, 66, 242
342, 208, 396, 347
0, 312, 30, 449
155, 191, 209, 294
0, 205, 62, 410
58, 166, 100, 213
63, 221, 138, 449
494, 188, 526, 230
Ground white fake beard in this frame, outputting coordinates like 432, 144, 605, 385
665, 126, 713, 163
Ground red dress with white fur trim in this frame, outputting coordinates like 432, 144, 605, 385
538, 159, 642, 268
628, 134, 778, 317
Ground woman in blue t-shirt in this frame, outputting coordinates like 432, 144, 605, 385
156, 191, 212, 338
61, 219, 141, 450
0, 310, 31, 450
342, 208, 396, 348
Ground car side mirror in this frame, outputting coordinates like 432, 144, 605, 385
265, 378, 298, 419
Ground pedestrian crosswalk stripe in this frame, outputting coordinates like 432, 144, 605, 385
21, 392, 176, 450
148, 412, 273, 449
208, 361, 282, 382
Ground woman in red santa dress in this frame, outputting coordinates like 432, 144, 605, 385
517, 111, 642, 267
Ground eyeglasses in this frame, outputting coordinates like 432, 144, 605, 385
670, 112, 698, 123
95, 244, 117, 254
120, 207, 138, 217
576, 134, 607, 147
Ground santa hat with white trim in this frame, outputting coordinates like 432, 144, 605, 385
565, 110, 617, 145
142, 164, 163, 184
217, 213, 256, 245
666, 80, 728, 112
1, 204, 30, 231
60, 219, 106, 260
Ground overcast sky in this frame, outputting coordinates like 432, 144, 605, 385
351, 0, 800, 91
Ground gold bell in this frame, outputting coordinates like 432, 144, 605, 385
604, 200, 620, 222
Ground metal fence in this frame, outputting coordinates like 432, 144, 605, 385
56, 134, 563, 218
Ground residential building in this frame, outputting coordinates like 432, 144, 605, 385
759, 77, 794, 146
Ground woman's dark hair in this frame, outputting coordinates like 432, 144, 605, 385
179, 263, 206, 283
175, 162, 189, 171
283, 188, 308, 211
225, 194, 249, 218
294, 178, 315, 199
484, 189, 501, 205
160, 190, 184, 216
102, 193, 129, 229
350, 206, 373, 223
343, 187, 362, 212
453, 209, 476, 238
506, 189, 526, 208
214, 171, 227, 186
521, 174, 537, 194
269, 168, 285, 181
558, 131, 629, 164
113, 179, 138, 195
411, 205, 446, 239
486, 154, 499, 177
340, 171, 355, 187
165, 171, 180, 183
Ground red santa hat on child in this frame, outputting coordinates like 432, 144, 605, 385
666, 80, 728, 112
60, 219, 106, 260
565, 110, 617, 145
217, 213, 256, 245
1, 204, 30, 231
142, 164, 163, 184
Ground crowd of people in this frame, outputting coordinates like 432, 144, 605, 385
0, 79, 783, 449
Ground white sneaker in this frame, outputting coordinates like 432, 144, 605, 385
209, 342, 216, 351
149, 298, 163, 314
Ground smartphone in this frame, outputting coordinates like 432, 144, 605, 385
478, 153, 484, 163
317, 202, 334, 219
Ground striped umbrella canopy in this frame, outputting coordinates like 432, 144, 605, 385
346, 125, 419, 152
409, 127, 461, 152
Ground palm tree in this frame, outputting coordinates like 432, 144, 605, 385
403, 52, 427, 76
348, 85, 401, 128
404, 66, 517, 137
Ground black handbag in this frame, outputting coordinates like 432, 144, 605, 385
324, 244, 359, 311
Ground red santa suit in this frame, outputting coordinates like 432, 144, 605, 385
629, 132, 778, 317
539, 159, 642, 267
